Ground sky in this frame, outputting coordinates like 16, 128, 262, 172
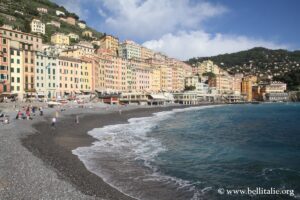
51, 0, 300, 60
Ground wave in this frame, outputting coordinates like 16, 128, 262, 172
72, 105, 222, 200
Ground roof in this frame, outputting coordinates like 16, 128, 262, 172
149, 94, 167, 100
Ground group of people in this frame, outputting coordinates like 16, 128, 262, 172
16, 106, 44, 120
0, 113, 10, 124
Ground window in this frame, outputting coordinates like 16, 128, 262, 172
3, 48, 6, 53
17, 68, 20, 73
17, 59, 20, 64
17, 86, 20, 91
17, 77, 20, 83
17, 50, 20, 56
3, 39, 6, 44
3, 57, 6, 62
11, 67, 14, 73
11, 59, 14, 63
25, 67, 28, 72
11, 77, 14, 82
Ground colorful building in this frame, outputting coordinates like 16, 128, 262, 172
35, 52, 58, 99
66, 17, 76, 25
99, 35, 119, 56
30, 19, 45, 35
51, 33, 70, 45
241, 76, 257, 101
0, 26, 43, 51
119, 40, 141, 59
141, 46, 154, 59
82, 30, 93, 38
0, 32, 10, 94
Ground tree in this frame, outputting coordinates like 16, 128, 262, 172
184, 86, 196, 91
0, 18, 4, 26
202, 72, 216, 78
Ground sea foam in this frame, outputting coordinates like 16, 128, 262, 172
72, 105, 221, 200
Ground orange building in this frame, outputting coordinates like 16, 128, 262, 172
241, 76, 257, 101
0, 32, 10, 94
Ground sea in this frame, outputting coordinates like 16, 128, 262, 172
72, 103, 300, 200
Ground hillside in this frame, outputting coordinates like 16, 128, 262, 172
0, 0, 104, 43
187, 47, 300, 90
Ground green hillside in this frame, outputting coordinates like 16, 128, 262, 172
0, 0, 104, 43
187, 47, 300, 90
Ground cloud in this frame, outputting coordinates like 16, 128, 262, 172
143, 31, 288, 60
51, 0, 90, 20
50, 0, 289, 60
98, 0, 227, 40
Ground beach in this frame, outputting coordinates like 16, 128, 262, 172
0, 103, 195, 200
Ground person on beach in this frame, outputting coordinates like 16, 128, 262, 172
16, 110, 22, 120
51, 117, 56, 128
75, 115, 79, 124
55, 111, 59, 118
26, 109, 30, 120
39, 107, 43, 116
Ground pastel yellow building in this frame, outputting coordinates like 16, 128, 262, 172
82, 30, 93, 38
51, 33, 70, 45
194, 60, 221, 76
60, 49, 85, 58
141, 46, 154, 59
160, 65, 172, 92
57, 57, 82, 97
80, 60, 92, 92
150, 67, 161, 92
171, 65, 185, 92
99, 35, 119, 56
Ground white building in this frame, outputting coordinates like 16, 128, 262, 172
71, 41, 94, 54
119, 40, 141, 59
56, 10, 65, 16
30, 19, 45, 34
37, 7, 48, 13
10, 45, 24, 99
77, 22, 86, 29
46, 21, 60, 28
68, 33, 79, 40
35, 52, 59, 99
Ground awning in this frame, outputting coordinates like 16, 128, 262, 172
150, 94, 167, 100
47, 101, 62, 106
0, 92, 18, 97
37, 92, 45, 96
81, 90, 91, 93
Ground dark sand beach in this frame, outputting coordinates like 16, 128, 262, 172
22, 106, 191, 200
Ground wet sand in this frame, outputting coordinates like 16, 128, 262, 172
22, 105, 191, 199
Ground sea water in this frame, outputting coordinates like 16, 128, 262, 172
73, 103, 300, 200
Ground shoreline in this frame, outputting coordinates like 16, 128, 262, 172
21, 104, 213, 199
